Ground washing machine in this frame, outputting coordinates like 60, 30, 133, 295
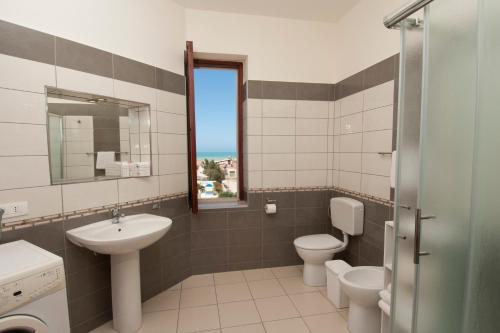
0, 240, 70, 332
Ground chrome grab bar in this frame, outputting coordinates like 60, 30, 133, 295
414, 208, 435, 264
384, 0, 435, 29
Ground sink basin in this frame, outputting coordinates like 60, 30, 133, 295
66, 213, 172, 255
66, 213, 172, 333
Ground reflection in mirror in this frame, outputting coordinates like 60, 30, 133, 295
46, 87, 152, 184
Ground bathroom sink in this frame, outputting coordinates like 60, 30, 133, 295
66, 213, 172, 333
66, 213, 172, 255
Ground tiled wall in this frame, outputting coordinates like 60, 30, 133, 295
0, 20, 188, 225
0, 195, 191, 333
244, 82, 333, 189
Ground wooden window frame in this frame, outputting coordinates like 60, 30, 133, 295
185, 42, 245, 213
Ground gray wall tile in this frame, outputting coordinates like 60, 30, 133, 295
247, 80, 263, 99
363, 55, 396, 90
0, 20, 55, 65
156, 68, 185, 95
262, 81, 297, 100
56, 37, 113, 77
113, 55, 156, 88
296, 83, 330, 101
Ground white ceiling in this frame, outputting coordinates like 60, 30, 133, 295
174, 0, 361, 23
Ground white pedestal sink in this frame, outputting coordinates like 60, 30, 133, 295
66, 213, 172, 333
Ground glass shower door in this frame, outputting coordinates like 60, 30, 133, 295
414, 0, 478, 332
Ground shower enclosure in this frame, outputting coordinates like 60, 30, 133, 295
386, 0, 500, 332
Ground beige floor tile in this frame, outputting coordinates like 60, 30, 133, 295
142, 290, 180, 313
317, 287, 328, 297
254, 295, 299, 321
214, 271, 246, 285
218, 300, 262, 328
178, 305, 220, 333
243, 268, 275, 282
88, 322, 115, 333
203, 331, 221, 333
138, 310, 178, 333
338, 309, 349, 321
289, 292, 336, 316
169, 282, 182, 291
278, 276, 318, 294
180, 286, 217, 308
248, 279, 286, 299
222, 323, 266, 333
216, 282, 253, 303
263, 318, 310, 333
303, 313, 350, 333
271, 266, 302, 278
182, 273, 214, 289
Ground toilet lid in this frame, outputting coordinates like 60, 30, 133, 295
294, 234, 343, 250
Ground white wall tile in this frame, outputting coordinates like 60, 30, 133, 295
361, 174, 390, 199
262, 136, 295, 153
0, 124, 48, 156
65, 141, 93, 154
158, 133, 187, 154
332, 170, 340, 186
247, 154, 262, 171
296, 153, 327, 170
0, 89, 46, 124
363, 105, 393, 132
246, 136, 262, 153
246, 98, 263, 117
65, 153, 93, 167
114, 80, 156, 109
333, 118, 341, 135
118, 176, 159, 203
296, 170, 327, 187
333, 153, 340, 170
340, 113, 363, 134
296, 100, 328, 118
160, 173, 188, 195
0, 156, 50, 190
339, 153, 362, 173
262, 99, 295, 118
56, 67, 114, 97
64, 116, 93, 129
296, 118, 328, 135
327, 118, 334, 136
339, 133, 362, 153
248, 171, 262, 189
0, 185, 62, 222
328, 102, 335, 119
157, 90, 186, 114
334, 101, 341, 118
262, 154, 295, 171
296, 136, 327, 153
363, 81, 394, 111
65, 166, 94, 179
362, 130, 392, 153
340, 92, 363, 116
0, 54, 55, 93
159, 154, 188, 175
338, 171, 361, 192
362, 153, 392, 176
262, 171, 295, 188
263, 118, 295, 135
65, 128, 93, 141
246, 117, 262, 135
62, 180, 118, 212
326, 170, 333, 186
327, 152, 334, 169
157, 112, 187, 134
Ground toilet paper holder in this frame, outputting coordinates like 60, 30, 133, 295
266, 198, 277, 204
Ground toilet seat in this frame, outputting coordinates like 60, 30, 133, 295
294, 234, 343, 251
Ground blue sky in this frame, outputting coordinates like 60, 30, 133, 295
194, 68, 237, 152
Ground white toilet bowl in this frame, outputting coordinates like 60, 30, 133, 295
339, 266, 384, 333
293, 234, 344, 286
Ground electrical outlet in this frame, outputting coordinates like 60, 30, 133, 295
0, 201, 28, 219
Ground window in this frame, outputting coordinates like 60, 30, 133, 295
185, 42, 244, 213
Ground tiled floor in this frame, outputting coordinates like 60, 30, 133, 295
90, 265, 350, 333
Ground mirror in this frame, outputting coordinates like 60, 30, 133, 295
46, 87, 152, 184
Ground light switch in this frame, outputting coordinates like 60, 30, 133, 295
0, 201, 28, 219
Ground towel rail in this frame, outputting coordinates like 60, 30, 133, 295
85, 152, 129, 155
378, 152, 393, 156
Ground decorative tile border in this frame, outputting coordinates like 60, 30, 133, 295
247, 186, 394, 207
1, 192, 188, 232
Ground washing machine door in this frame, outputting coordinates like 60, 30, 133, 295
0, 315, 48, 333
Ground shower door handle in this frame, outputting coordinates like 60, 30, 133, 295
414, 208, 435, 264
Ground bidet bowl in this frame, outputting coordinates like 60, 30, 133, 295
339, 266, 384, 305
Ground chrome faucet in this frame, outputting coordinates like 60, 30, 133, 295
111, 208, 125, 224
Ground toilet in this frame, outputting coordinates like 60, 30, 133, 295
339, 266, 384, 333
293, 197, 364, 286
